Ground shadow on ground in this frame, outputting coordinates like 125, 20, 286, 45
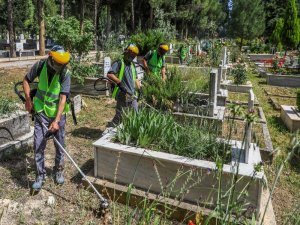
71, 127, 104, 140
267, 115, 289, 133
0, 146, 36, 190
70, 158, 94, 184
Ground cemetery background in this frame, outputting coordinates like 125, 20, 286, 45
0, 0, 300, 224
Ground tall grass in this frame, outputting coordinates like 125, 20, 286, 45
142, 67, 209, 111
106, 104, 299, 225
0, 97, 17, 116
115, 108, 230, 163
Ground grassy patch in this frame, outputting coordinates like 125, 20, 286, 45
0, 97, 18, 116
248, 64, 300, 224
115, 109, 230, 163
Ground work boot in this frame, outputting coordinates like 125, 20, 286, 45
32, 175, 45, 190
53, 167, 64, 185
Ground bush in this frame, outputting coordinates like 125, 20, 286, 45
129, 30, 164, 55
70, 61, 101, 84
116, 109, 229, 162
47, 16, 94, 57
231, 63, 247, 85
0, 97, 17, 116
142, 67, 209, 111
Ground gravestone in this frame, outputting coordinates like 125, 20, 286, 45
248, 89, 255, 112
245, 89, 255, 163
103, 57, 111, 96
217, 67, 222, 94
209, 69, 218, 117
16, 43, 24, 52
73, 95, 82, 114
223, 47, 227, 66
20, 34, 26, 44
103, 57, 111, 77
169, 43, 173, 54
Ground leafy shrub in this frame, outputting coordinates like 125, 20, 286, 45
129, 30, 164, 55
142, 67, 209, 111
208, 43, 222, 66
116, 109, 229, 162
70, 60, 101, 84
0, 97, 17, 116
231, 63, 247, 85
47, 16, 94, 57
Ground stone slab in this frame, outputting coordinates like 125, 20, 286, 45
221, 80, 253, 93
190, 89, 228, 107
93, 129, 264, 216
248, 54, 274, 61
280, 105, 300, 132
0, 126, 34, 159
266, 74, 300, 88
0, 111, 31, 146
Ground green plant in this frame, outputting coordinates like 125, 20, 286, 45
115, 109, 229, 162
70, 60, 101, 84
232, 63, 247, 85
208, 42, 222, 66
0, 97, 17, 116
142, 67, 209, 111
129, 30, 164, 55
47, 16, 94, 57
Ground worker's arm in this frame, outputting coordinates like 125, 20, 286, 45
49, 94, 67, 132
161, 67, 166, 81
142, 59, 150, 74
107, 73, 121, 84
107, 72, 128, 94
23, 77, 33, 113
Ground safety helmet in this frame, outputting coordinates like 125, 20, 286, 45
125, 43, 139, 55
49, 45, 71, 65
159, 43, 169, 52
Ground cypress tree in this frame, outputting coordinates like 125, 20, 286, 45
282, 0, 299, 50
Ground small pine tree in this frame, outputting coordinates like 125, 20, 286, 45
282, 0, 299, 50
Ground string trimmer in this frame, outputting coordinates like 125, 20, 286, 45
14, 82, 109, 216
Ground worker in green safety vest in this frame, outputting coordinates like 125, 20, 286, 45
143, 43, 169, 80
23, 45, 71, 191
178, 43, 188, 65
107, 43, 141, 126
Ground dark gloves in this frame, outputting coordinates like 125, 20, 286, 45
118, 82, 128, 94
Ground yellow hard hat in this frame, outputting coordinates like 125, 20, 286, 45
49, 45, 71, 65
126, 43, 139, 55
159, 43, 169, 52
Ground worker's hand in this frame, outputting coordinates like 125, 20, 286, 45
25, 99, 33, 113
117, 82, 128, 94
49, 121, 59, 133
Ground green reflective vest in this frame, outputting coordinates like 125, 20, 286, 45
148, 50, 164, 77
180, 46, 188, 59
112, 59, 136, 98
33, 63, 70, 118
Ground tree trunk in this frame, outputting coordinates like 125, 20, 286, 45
37, 0, 45, 56
94, 0, 98, 50
131, 0, 134, 32
7, 0, 16, 58
80, 0, 85, 34
60, 0, 64, 18
106, 4, 111, 38
185, 23, 188, 39
149, 7, 153, 29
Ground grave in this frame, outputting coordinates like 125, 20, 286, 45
280, 105, 300, 132
91, 128, 264, 220
71, 57, 111, 96
0, 111, 33, 158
